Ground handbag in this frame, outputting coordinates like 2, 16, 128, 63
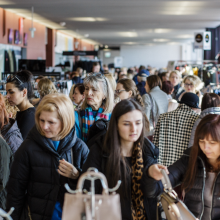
157, 170, 196, 220
62, 168, 122, 220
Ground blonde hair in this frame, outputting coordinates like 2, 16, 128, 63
81, 73, 114, 113
35, 93, 75, 140
170, 70, 181, 79
38, 78, 58, 98
104, 73, 116, 91
69, 84, 75, 102
183, 75, 203, 90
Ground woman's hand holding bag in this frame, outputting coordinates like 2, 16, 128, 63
58, 159, 79, 179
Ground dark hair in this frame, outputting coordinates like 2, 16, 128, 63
103, 99, 145, 197
201, 93, 220, 111
6, 70, 33, 100
182, 114, 220, 192
138, 65, 146, 73
118, 78, 144, 107
73, 83, 85, 95
159, 72, 168, 81
147, 75, 162, 90
162, 81, 174, 95
93, 62, 100, 67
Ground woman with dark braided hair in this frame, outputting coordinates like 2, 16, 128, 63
116, 78, 144, 107
6, 70, 35, 139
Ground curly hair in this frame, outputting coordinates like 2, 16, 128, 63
37, 78, 58, 98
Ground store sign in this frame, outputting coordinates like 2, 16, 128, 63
203, 31, 211, 50
194, 33, 203, 49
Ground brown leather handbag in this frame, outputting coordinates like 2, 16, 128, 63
157, 170, 196, 220
62, 168, 122, 220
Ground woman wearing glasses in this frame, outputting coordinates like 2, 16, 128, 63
179, 75, 203, 107
74, 73, 114, 143
6, 70, 35, 139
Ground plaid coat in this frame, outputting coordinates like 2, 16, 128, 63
153, 103, 199, 166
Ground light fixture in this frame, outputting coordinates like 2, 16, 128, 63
29, 7, 36, 38
153, 39, 169, 42
59, 22, 66, 27
118, 32, 138, 37
68, 17, 108, 22
105, 45, 108, 48
84, 34, 89, 38
154, 29, 172, 33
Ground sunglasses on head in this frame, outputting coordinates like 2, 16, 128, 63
6, 74, 24, 85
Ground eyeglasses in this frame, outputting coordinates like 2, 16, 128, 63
184, 83, 194, 88
115, 89, 125, 94
6, 74, 24, 85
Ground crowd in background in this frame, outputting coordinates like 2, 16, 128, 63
0, 62, 219, 220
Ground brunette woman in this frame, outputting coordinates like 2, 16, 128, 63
146, 114, 220, 220
83, 99, 162, 220
6, 71, 35, 139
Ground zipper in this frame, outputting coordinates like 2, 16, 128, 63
183, 154, 206, 220
210, 171, 220, 220
197, 156, 206, 220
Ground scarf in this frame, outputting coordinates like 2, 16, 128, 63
81, 105, 111, 142
131, 144, 146, 220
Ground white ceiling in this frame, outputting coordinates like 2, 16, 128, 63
1, 0, 220, 46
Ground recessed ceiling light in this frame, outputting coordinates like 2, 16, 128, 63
154, 29, 172, 33
118, 32, 138, 37
123, 42, 137, 45
153, 39, 169, 42
68, 17, 108, 22
84, 34, 89, 38
60, 22, 66, 27
176, 34, 193, 38
0, 0, 15, 4
105, 45, 108, 48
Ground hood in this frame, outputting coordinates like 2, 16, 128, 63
1, 118, 22, 139
26, 125, 78, 159
200, 107, 220, 118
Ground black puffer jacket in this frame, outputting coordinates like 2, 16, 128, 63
82, 135, 159, 220
144, 148, 220, 220
6, 125, 89, 220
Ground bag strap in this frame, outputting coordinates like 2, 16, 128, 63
148, 93, 155, 128
161, 169, 172, 192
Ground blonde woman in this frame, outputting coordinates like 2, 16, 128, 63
179, 75, 204, 107
7, 93, 89, 220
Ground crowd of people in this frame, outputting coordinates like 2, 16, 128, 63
0, 62, 219, 220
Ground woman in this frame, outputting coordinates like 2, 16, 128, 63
6, 93, 89, 220
35, 78, 58, 107
162, 80, 179, 112
0, 94, 23, 153
146, 114, 220, 220
69, 83, 85, 109
188, 93, 220, 147
169, 70, 184, 100
142, 75, 168, 135
82, 99, 160, 220
75, 73, 114, 142
116, 78, 144, 107
6, 71, 35, 139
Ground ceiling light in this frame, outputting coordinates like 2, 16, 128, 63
123, 42, 137, 45
154, 29, 172, 33
68, 17, 108, 22
105, 45, 108, 48
176, 34, 193, 39
0, 0, 15, 5
60, 22, 66, 27
153, 39, 169, 42
118, 32, 138, 37
84, 34, 89, 38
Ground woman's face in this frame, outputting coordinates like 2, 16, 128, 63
116, 83, 132, 100
169, 73, 179, 86
162, 73, 169, 82
199, 134, 220, 163
144, 81, 150, 93
118, 110, 143, 144
85, 82, 105, 110
6, 83, 26, 106
39, 111, 62, 140
184, 79, 195, 93
72, 87, 84, 105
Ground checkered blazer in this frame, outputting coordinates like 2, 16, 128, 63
153, 103, 199, 166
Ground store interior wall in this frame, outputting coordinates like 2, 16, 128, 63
120, 44, 182, 69
99, 50, 121, 66
0, 9, 46, 60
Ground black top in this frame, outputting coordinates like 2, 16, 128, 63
16, 107, 35, 140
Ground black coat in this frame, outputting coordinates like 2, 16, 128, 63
82, 135, 159, 220
6, 125, 89, 220
143, 148, 220, 220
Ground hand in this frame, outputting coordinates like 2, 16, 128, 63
57, 159, 79, 179
148, 164, 169, 181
